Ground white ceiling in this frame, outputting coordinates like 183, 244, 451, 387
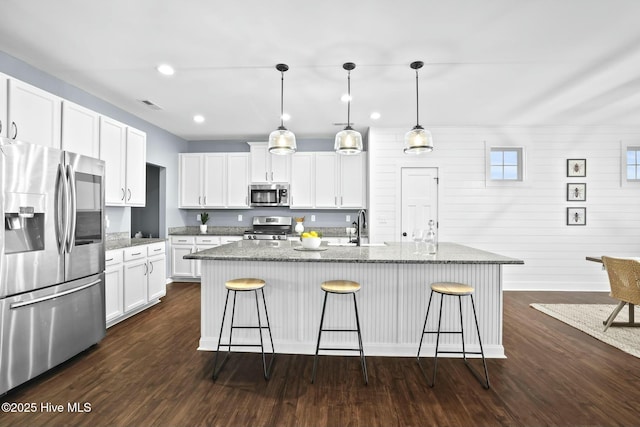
1, 0, 640, 142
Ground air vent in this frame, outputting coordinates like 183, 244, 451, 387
139, 99, 163, 110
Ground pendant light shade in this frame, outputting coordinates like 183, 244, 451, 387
268, 63, 296, 155
335, 62, 363, 155
404, 61, 433, 154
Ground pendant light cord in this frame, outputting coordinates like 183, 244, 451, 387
347, 69, 352, 128
415, 67, 420, 127
280, 70, 285, 128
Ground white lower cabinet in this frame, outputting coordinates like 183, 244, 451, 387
170, 235, 240, 279
105, 250, 124, 324
105, 241, 166, 327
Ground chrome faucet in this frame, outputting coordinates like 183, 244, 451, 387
355, 209, 366, 246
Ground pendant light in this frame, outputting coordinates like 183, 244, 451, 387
334, 62, 363, 155
268, 63, 296, 155
404, 61, 433, 154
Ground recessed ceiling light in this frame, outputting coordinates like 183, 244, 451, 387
193, 115, 205, 123
341, 94, 351, 103
156, 64, 175, 76
281, 113, 291, 122
370, 112, 381, 120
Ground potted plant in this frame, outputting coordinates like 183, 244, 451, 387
200, 212, 210, 234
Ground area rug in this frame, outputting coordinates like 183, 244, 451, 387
530, 303, 640, 358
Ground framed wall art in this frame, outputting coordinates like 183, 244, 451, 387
567, 207, 586, 226
566, 183, 586, 201
567, 159, 586, 177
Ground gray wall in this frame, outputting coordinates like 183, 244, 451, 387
0, 49, 189, 236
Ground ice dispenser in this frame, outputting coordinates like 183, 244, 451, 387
4, 193, 45, 254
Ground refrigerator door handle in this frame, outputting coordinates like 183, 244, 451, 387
9, 279, 102, 309
66, 164, 77, 253
55, 163, 69, 254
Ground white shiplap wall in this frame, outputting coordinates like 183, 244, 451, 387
368, 126, 640, 291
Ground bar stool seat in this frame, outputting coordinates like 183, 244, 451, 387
416, 281, 490, 389
212, 277, 275, 381
312, 280, 368, 385
226, 278, 265, 291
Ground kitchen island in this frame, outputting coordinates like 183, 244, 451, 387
186, 240, 523, 358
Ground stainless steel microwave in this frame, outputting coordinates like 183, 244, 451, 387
249, 184, 290, 207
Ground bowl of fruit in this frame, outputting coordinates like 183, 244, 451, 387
301, 231, 322, 249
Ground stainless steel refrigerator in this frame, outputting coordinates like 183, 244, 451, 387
0, 137, 106, 395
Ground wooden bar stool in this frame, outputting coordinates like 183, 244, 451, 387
212, 278, 275, 381
416, 282, 490, 389
311, 280, 368, 385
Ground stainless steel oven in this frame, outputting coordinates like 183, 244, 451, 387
249, 183, 289, 207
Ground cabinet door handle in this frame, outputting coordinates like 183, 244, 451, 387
341, 196, 343, 206
271, 171, 273, 181
106, 257, 114, 262
144, 263, 148, 275
132, 252, 142, 256
265, 172, 268, 181
11, 121, 17, 139
204, 196, 207, 205
334, 196, 337, 205
149, 261, 154, 274
0, 119, 2, 134
121, 188, 125, 201
198, 196, 201, 205
127, 189, 132, 201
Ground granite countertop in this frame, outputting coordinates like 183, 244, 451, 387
167, 226, 366, 238
184, 240, 524, 265
106, 238, 167, 251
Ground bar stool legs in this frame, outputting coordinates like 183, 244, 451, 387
312, 280, 368, 385
212, 278, 275, 381
416, 283, 490, 389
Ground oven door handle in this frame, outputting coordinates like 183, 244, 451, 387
66, 164, 77, 253
9, 279, 102, 309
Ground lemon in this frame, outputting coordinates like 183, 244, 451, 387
309, 231, 318, 237
301, 232, 311, 238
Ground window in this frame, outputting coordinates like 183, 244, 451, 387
626, 147, 640, 181
490, 148, 523, 181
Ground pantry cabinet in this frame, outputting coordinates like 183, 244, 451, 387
61, 100, 100, 158
248, 142, 291, 183
100, 116, 146, 206
179, 153, 250, 208
7, 78, 61, 148
290, 152, 366, 209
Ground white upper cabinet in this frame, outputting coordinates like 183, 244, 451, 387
179, 152, 250, 209
100, 116, 146, 206
179, 153, 203, 208
227, 153, 250, 207
314, 152, 339, 208
0, 73, 7, 138
7, 78, 61, 148
290, 152, 314, 208
248, 142, 291, 183
125, 127, 146, 206
61, 100, 100, 158
338, 154, 366, 208
291, 152, 366, 209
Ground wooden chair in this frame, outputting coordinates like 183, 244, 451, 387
601, 256, 640, 332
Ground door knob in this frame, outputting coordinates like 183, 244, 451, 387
402, 232, 407, 237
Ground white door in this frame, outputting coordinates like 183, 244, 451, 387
227, 153, 249, 207
7, 78, 61, 148
0, 73, 7, 138
61, 101, 100, 158
400, 168, 438, 242
147, 254, 166, 300
100, 117, 127, 205
179, 154, 203, 208
125, 127, 146, 206
314, 152, 338, 208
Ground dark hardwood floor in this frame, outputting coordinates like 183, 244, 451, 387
1, 282, 639, 427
